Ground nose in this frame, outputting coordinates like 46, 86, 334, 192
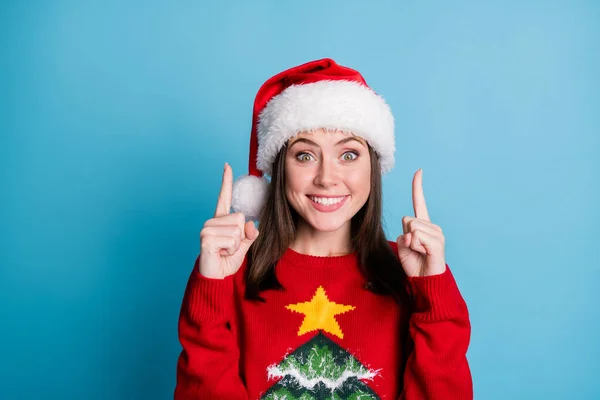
313, 156, 338, 188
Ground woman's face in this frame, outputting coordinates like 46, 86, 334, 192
284, 129, 371, 233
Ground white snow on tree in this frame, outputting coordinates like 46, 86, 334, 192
261, 332, 381, 400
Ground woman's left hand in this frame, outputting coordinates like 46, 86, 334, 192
396, 169, 447, 277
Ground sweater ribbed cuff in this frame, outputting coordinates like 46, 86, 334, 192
185, 261, 234, 323
407, 265, 467, 321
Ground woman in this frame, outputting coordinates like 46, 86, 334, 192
175, 58, 473, 399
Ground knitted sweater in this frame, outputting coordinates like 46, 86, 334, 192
175, 241, 472, 399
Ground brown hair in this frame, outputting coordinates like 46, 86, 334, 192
245, 142, 409, 306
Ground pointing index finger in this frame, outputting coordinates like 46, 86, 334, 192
214, 162, 232, 217
412, 168, 430, 221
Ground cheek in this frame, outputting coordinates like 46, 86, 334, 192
284, 161, 298, 190
284, 161, 310, 198
349, 163, 371, 196
285, 157, 316, 181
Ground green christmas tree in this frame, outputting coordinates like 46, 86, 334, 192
260, 332, 380, 400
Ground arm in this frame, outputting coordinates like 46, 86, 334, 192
174, 256, 248, 400
399, 264, 473, 400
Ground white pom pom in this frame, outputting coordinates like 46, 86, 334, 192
231, 174, 270, 220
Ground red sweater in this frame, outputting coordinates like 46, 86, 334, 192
175, 241, 472, 399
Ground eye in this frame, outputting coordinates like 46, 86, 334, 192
296, 152, 314, 162
341, 151, 358, 161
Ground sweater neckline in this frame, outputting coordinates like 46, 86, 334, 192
279, 246, 359, 270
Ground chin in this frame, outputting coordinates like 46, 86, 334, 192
303, 214, 350, 233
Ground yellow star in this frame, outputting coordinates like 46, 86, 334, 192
285, 286, 355, 339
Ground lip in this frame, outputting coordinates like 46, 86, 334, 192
306, 195, 349, 213
307, 194, 349, 198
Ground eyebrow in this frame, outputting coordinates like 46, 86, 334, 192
288, 136, 366, 150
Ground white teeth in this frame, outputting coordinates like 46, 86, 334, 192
309, 196, 346, 206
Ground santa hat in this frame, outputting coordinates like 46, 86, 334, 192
231, 58, 395, 220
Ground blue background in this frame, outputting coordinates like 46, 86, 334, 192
2, 1, 599, 399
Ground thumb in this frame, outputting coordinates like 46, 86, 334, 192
397, 233, 411, 248
396, 233, 412, 255
239, 220, 259, 252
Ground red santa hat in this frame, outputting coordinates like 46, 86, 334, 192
231, 58, 395, 219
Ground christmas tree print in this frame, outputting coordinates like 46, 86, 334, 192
260, 286, 381, 399
261, 332, 380, 400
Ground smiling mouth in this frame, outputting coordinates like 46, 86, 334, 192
307, 195, 349, 207
306, 195, 350, 213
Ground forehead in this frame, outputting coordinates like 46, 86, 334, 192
288, 129, 366, 144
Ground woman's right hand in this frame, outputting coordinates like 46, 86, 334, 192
199, 163, 260, 279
